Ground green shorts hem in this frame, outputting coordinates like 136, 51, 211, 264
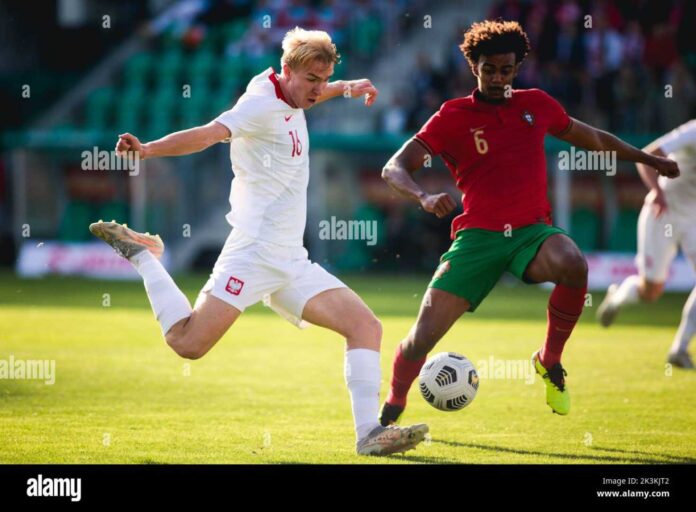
427, 224, 571, 312
506, 226, 568, 281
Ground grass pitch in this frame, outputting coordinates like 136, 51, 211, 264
1, 271, 694, 464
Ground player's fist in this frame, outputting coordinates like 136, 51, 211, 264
115, 133, 145, 158
421, 193, 457, 218
344, 79, 378, 106
651, 156, 680, 179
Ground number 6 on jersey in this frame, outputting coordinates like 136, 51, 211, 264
473, 129, 488, 154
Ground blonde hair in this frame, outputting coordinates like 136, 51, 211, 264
281, 27, 340, 69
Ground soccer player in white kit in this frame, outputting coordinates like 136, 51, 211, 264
89, 28, 428, 454
598, 119, 696, 369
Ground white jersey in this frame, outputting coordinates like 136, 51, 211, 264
656, 119, 696, 219
215, 68, 309, 247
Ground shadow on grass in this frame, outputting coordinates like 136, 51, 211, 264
588, 445, 696, 464
382, 453, 462, 464
433, 439, 696, 464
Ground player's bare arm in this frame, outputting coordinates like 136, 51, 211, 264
556, 118, 680, 178
381, 138, 457, 218
636, 143, 669, 217
315, 78, 379, 106
115, 121, 231, 160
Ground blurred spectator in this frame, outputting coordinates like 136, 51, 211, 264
555, 17, 584, 68
380, 90, 409, 135
412, 53, 446, 97
643, 22, 679, 82
660, 59, 696, 130
490, 0, 526, 24
614, 62, 648, 132
585, 11, 624, 129
408, 88, 442, 132
399, 0, 696, 136
277, 0, 313, 30
314, 0, 349, 46
622, 20, 644, 65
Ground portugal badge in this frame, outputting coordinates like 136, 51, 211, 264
522, 110, 535, 126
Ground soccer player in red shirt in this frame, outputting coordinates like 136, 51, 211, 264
379, 20, 679, 423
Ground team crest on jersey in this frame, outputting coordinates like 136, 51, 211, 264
522, 110, 535, 126
434, 260, 451, 279
225, 276, 245, 295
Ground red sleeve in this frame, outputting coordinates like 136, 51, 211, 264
537, 90, 572, 136
414, 105, 450, 155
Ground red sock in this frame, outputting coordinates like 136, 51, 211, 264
541, 283, 587, 368
385, 344, 426, 408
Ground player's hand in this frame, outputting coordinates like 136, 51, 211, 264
116, 133, 146, 158
646, 188, 668, 218
651, 156, 680, 179
420, 193, 457, 218
343, 79, 378, 106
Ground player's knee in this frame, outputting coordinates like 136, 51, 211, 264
337, 308, 382, 351
354, 312, 382, 350
558, 253, 588, 286
576, 256, 589, 283
369, 315, 383, 344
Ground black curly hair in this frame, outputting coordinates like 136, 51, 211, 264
460, 19, 531, 68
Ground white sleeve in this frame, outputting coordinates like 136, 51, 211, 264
657, 119, 696, 154
214, 95, 268, 140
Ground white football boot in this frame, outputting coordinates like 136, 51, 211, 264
597, 283, 620, 328
89, 220, 164, 260
356, 423, 429, 456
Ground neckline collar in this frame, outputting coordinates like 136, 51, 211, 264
471, 87, 512, 108
269, 68, 296, 108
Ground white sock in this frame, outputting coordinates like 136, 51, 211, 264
612, 274, 641, 307
670, 287, 696, 354
130, 251, 192, 336
344, 348, 381, 441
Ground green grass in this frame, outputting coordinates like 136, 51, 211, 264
1, 270, 694, 464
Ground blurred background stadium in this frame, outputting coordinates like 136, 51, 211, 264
1, 0, 695, 284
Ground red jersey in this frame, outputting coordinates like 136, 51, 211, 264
415, 88, 572, 238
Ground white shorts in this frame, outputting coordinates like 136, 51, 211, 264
200, 229, 347, 328
636, 202, 696, 282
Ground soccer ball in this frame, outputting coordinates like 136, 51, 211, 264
419, 352, 479, 411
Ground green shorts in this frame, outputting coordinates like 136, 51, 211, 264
429, 224, 569, 312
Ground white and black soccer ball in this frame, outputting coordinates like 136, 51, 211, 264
419, 352, 479, 411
